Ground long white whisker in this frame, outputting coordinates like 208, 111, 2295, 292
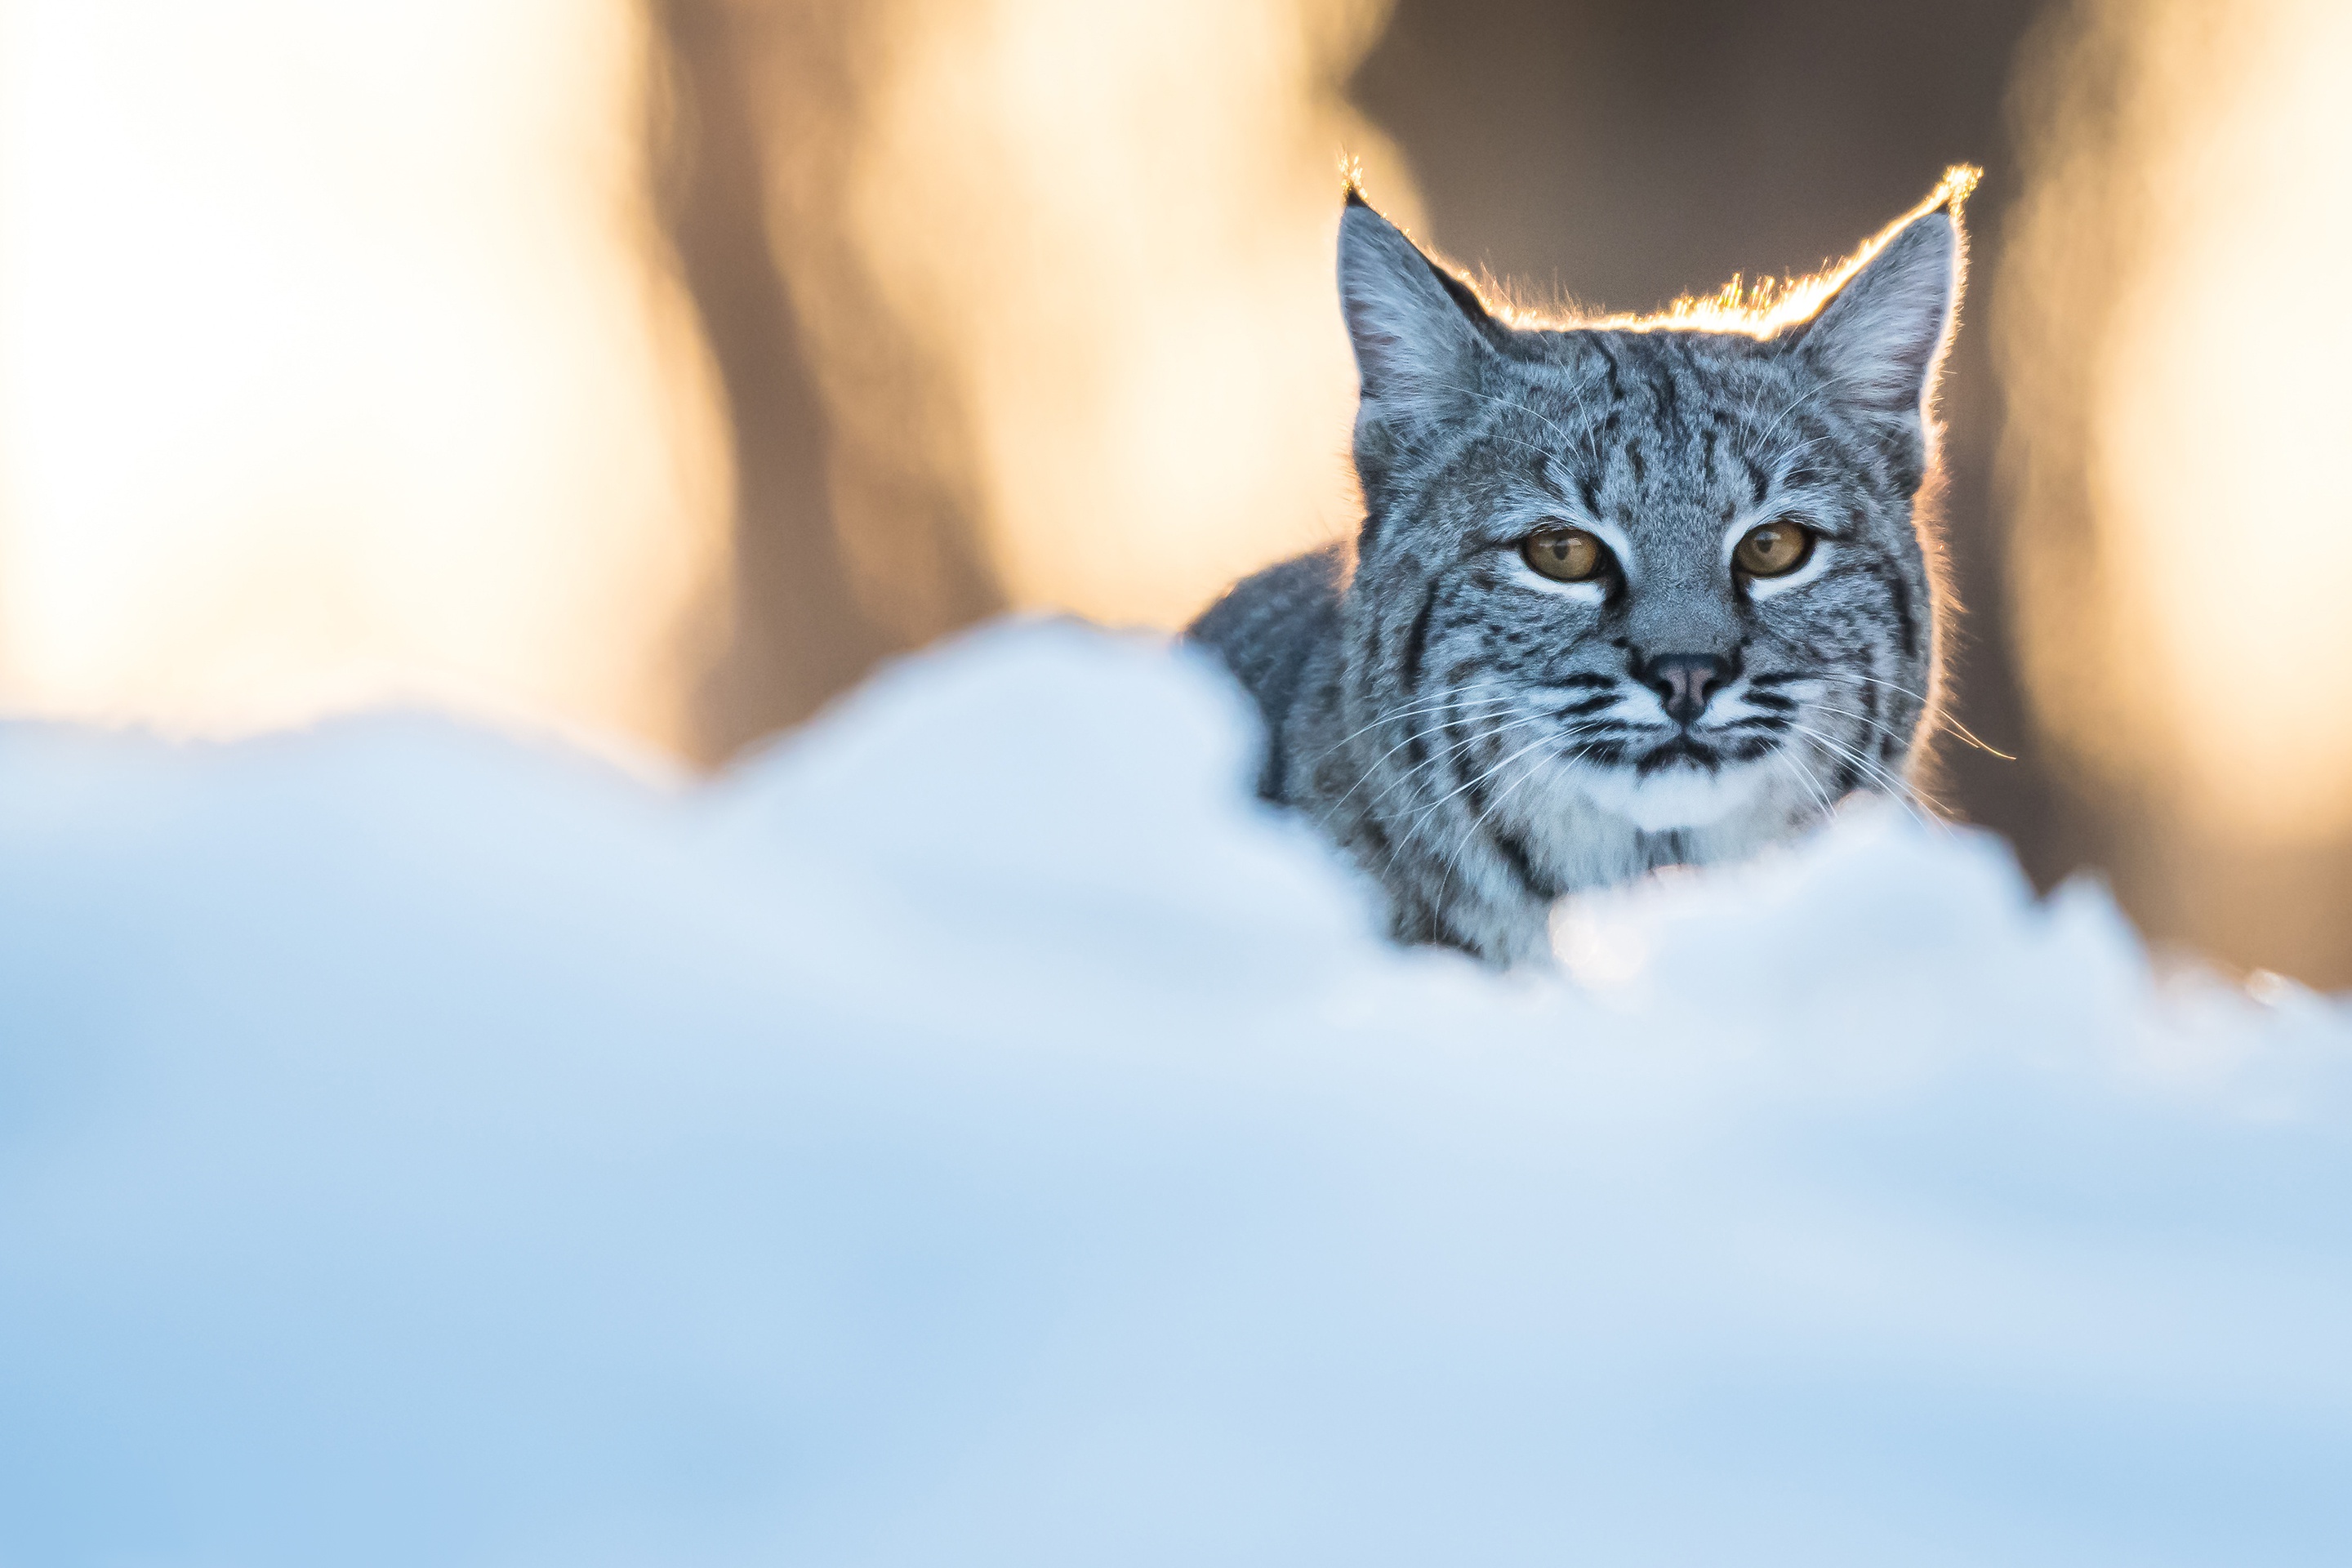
1807, 702, 1922, 750
1315, 688, 1517, 767
1793, 723, 1916, 800
1402, 730, 1579, 842
1785, 722, 1932, 831
1366, 714, 1604, 819
1771, 743, 1839, 823
1807, 672, 2016, 759
1343, 704, 1562, 814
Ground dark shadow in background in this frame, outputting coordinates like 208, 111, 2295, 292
651, 0, 891, 756
1352, 0, 2066, 891
650, 0, 1008, 760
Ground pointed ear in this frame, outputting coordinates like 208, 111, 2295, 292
1337, 192, 1494, 430
1796, 206, 1962, 417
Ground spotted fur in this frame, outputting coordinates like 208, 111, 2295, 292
1187, 185, 1966, 965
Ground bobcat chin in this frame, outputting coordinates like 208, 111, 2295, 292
1187, 176, 1971, 967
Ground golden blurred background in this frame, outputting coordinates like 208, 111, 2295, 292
0, 0, 2345, 984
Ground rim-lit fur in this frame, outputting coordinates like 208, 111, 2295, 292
1189, 187, 1965, 966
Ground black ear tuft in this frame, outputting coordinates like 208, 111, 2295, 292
1343, 183, 1372, 212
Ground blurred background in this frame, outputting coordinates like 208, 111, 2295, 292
0, 0, 2345, 985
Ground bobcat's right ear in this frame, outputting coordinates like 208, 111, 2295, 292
1338, 191, 1495, 435
1793, 202, 1963, 421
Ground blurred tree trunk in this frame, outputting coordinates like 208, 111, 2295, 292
648, 0, 1003, 761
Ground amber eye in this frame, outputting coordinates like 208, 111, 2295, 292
1734, 519, 1814, 578
1521, 526, 1608, 582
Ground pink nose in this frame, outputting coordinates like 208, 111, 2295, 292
1640, 653, 1731, 724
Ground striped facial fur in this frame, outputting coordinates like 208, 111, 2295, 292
1188, 181, 1967, 966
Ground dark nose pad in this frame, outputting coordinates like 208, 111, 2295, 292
1637, 652, 1735, 725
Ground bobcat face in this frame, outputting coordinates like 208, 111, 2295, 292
1319, 180, 1962, 959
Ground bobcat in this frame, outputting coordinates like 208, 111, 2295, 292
1187, 176, 1970, 965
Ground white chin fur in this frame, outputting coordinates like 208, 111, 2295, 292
1578, 756, 1766, 831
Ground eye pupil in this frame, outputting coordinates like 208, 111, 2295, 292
1522, 526, 1606, 582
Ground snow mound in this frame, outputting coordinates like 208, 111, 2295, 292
2, 621, 2348, 1566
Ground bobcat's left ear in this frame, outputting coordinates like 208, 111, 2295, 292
1794, 203, 1962, 418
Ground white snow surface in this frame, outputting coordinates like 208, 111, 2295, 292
2, 621, 2350, 1566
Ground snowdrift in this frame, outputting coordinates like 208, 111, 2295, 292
2, 621, 2349, 1566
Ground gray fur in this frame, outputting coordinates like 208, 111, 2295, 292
1187, 189, 1964, 966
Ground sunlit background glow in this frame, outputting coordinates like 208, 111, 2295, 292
0, 0, 728, 749
2004, 0, 2352, 844
832, 0, 1408, 628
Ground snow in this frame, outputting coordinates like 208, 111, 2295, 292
2, 620, 2349, 1566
